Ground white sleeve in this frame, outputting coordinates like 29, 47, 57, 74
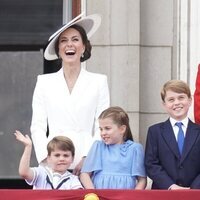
30, 76, 48, 164
82, 75, 110, 157
70, 175, 83, 189
93, 75, 110, 140
25, 168, 37, 186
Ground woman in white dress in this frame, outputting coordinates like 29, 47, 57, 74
30, 14, 110, 175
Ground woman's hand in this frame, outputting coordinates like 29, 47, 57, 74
73, 157, 86, 176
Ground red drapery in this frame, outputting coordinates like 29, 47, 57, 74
194, 64, 200, 124
0, 189, 200, 200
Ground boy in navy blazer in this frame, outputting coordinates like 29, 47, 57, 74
145, 80, 200, 189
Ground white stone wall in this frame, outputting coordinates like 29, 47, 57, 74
85, 0, 198, 148
86, 0, 173, 145
86, 0, 141, 142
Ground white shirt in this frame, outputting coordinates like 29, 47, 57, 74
169, 117, 189, 140
26, 166, 83, 189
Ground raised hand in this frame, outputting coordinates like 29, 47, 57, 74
14, 130, 32, 147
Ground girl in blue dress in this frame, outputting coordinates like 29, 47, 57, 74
80, 106, 147, 189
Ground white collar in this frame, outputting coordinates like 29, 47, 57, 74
170, 117, 189, 127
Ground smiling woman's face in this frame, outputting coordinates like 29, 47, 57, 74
58, 28, 85, 64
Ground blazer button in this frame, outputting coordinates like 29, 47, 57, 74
179, 165, 183, 169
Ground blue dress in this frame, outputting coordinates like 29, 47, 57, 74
81, 140, 146, 189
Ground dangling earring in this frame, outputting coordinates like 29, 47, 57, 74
81, 53, 84, 58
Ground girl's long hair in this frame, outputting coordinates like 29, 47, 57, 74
99, 106, 133, 141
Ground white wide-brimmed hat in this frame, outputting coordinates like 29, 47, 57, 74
44, 13, 101, 60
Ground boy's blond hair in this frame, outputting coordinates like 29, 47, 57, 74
47, 136, 75, 157
161, 80, 191, 102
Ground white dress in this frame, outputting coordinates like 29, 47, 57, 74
30, 67, 110, 168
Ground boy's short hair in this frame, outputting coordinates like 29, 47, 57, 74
47, 136, 75, 157
161, 79, 191, 102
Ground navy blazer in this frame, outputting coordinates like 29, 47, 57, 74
145, 119, 200, 189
